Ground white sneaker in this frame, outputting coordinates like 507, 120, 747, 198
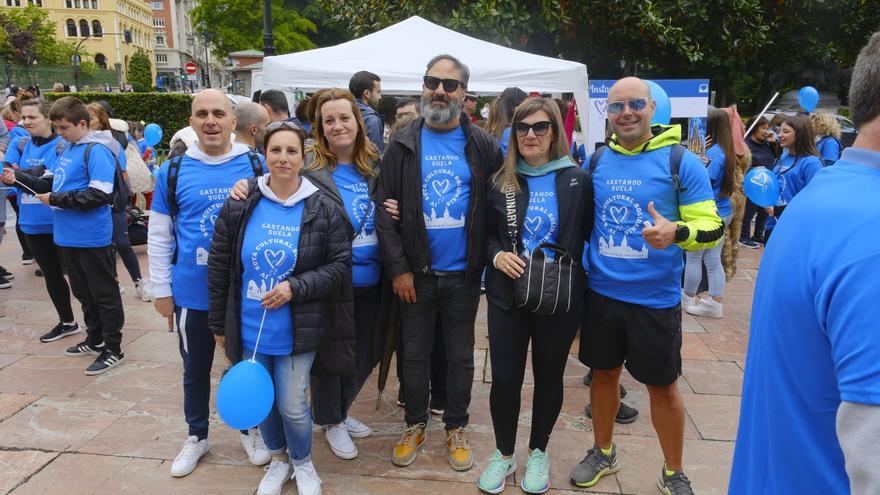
170, 435, 210, 477
293, 460, 322, 495
257, 458, 292, 495
343, 416, 372, 438
687, 297, 723, 319
681, 290, 695, 309
324, 423, 357, 459
135, 278, 154, 302
240, 428, 271, 466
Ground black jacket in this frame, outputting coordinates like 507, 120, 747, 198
745, 137, 777, 168
208, 178, 356, 376
375, 114, 503, 283
485, 166, 594, 310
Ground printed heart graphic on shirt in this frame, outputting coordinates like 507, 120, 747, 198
749, 173, 768, 191
594, 99, 607, 116
357, 202, 369, 218
431, 179, 451, 196
610, 205, 629, 225
524, 217, 543, 237
209, 215, 218, 226
263, 249, 287, 271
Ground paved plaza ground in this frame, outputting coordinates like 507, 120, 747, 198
0, 243, 759, 494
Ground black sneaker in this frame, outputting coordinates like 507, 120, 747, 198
0, 266, 14, 280
397, 387, 406, 407
0, 275, 11, 289
751, 236, 766, 246
658, 466, 694, 495
85, 349, 125, 375
65, 340, 105, 356
582, 372, 627, 398
40, 323, 81, 343
584, 402, 640, 424
429, 397, 445, 416
737, 238, 759, 249
35, 269, 43, 277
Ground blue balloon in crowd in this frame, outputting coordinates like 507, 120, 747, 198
645, 80, 672, 125
216, 359, 275, 430
144, 123, 163, 147
744, 167, 781, 208
797, 86, 820, 113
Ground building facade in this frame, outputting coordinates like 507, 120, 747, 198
15, 0, 157, 88
151, 0, 220, 91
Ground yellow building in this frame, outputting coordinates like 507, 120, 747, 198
26, 0, 156, 87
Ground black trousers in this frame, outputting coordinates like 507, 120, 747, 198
111, 210, 142, 282
396, 313, 447, 407
60, 246, 124, 353
25, 233, 74, 323
311, 285, 381, 426
487, 301, 581, 455
740, 198, 769, 240
7, 195, 32, 259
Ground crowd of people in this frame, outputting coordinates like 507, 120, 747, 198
1, 31, 878, 495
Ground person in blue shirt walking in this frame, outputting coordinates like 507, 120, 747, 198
570, 77, 722, 495
682, 108, 738, 319
479, 97, 593, 494
811, 112, 843, 165
148, 89, 268, 478
36, 96, 125, 375
1, 99, 80, 342
730, 32, 880, 494
209, 122, 352, 495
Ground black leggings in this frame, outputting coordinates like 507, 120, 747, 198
111, 210, 142, 282
7, 195, 32, 259
487, 302, 582, 455
25, 234, 75, 323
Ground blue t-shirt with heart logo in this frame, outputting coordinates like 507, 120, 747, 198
52, 141, 116, 248
332, 163, 381, 287
773, 150, 823, 205
587, 145, 714, 308
240, 198, 304, 356
522, 173, 559, 259
3, 136, 62, 235
421, 126, 471, 272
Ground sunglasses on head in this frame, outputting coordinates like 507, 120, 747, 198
606, 98, 648, 115
423, 75, 464, 93
512, 120, 552, 137
267, 121, 303, 132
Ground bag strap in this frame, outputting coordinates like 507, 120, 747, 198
588, 145, 606, 177
504, 182, 518, 255
246, 150, 263, 177
166, 154, 184, 217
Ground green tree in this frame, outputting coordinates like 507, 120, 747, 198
191, 0, 316, 57
0, 5, 79, 66
128, 49, 153, 92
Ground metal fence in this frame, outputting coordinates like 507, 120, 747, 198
2, 64, 119, 90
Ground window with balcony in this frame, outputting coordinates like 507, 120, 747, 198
66, 19, 77, 37
92, 20, 102, 37
79, 19, 90, 37
5, 0, 22, 6
156, 54, 168, 63
74, 0, 80, 7
155, 35, 166, 46
66, 0, 72, 7
153, 19, 165, 28
151, 1, 163, 9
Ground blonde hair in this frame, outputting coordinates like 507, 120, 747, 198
492, 97, 574, 193
307, 88, 379, 177
811, 112, 841, 139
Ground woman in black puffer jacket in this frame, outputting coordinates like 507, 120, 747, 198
208, 122, 353, 495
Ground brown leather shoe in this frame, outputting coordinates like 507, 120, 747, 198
392, 423, 426, 467
445, 427, 474, 471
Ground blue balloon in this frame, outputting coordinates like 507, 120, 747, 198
216, 359, 275, 430
645, 80, 672, 125
797, 86, 820, 113
144, 123, 163, 147
744, 167, 780, 208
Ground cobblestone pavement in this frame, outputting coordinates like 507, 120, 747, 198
0, 243, 760, 494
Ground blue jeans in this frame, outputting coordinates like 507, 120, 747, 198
247, 349, 316, 461
684, 214, 732, 298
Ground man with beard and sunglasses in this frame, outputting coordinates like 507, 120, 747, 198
375, 54, 502, 471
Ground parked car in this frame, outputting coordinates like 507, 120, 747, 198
764, 109, 857, 148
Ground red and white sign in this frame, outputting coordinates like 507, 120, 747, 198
184, 62, 197, 75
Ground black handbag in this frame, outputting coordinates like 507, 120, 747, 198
504, 183, 577, 315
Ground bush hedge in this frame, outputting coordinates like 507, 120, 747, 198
43, 92, 192, 149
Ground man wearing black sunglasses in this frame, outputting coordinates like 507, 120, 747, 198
375, 54, 502, 472
570, 77, 722, 495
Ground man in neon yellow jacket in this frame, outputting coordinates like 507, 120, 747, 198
571, 77, 721, 495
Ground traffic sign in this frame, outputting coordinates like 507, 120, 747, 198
184, 62, 197, 75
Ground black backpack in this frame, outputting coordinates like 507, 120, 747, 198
589, 143, 687, 206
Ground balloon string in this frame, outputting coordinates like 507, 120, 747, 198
249, 270, 279, 363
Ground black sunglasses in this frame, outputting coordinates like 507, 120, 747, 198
607, 98, 648, 115
423, 75, 464, 93
512, 120, 552, 137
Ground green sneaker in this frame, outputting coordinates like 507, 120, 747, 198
477, 450, 516, 494
569, 444, 619, 488
522, 449, 550, 494
658, 465, 694, 495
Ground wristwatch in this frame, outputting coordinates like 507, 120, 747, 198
674, 225, 690, 242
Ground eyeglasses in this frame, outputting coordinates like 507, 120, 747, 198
607, 98, 648, 115
267, 121, 303, 132
512, 120, 552, 137
423, 76, 464, 93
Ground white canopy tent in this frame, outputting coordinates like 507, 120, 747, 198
260, 16, 590, 144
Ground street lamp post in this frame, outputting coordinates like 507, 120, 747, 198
262, 0, 275, 56
201, 32, 212, 88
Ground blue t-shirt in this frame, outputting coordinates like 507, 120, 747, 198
152, 152, 264, 310
730, 148, 880, 494
332, 164, 381, 287
817, 136, 841, 164
773, 150, 823, 205
587, 145, 714, 308
9, 126, 27, 141
421, 126, 471, 272
499, 127, 511, 158
522, 173, 559, 259
4, 135, 61, 235
705, 144, 732, 218
52, 141, 116, 247
240, 198, 304, 356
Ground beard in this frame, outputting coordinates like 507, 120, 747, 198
420, 94, 463, 125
